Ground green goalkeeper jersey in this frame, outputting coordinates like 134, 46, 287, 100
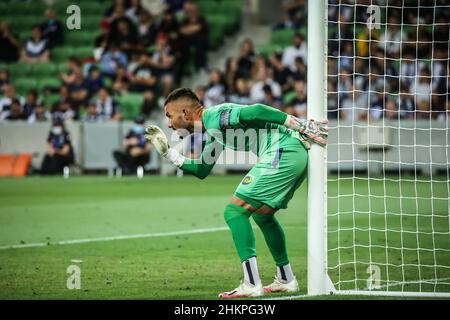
201, 103, 302, 156
180, 102, 309, 209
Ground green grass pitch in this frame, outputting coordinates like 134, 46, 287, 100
0, 175, 449, 299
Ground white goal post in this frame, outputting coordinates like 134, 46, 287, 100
307, 0, 450, 297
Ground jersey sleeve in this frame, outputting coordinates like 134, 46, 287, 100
180, 136, 223, 180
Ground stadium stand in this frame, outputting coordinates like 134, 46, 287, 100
0, 0, 243, 122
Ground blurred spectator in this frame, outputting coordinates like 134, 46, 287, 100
224, 57, 241, 95
129, 52, 157, 92
237, 38, 256, 79
22, 89, 40, 118
229, 78, 253, 105
273, 0, 306, 30
437, 98, 450, 122
95, 87, 122, 121
5, 99, 26, 121
126, 0, 146, 25
68, 72, 89, 110
40, 9, 64, 49
0, 85, 24, 121
51, 101, 76, 122
378, 15, 406, 57
385, 99, 399, 120
28, 104, 50, 123
61, 56, 83, 86
250, 67, 282, 103
113, 116, 152, 175
101, 43, 128, 78
137, 10, 157, 47
270, 50, 293, 93
340, 85, 368, 121
82, 101, 100, 122
286, 80, 307, 117
179, 1, 209, 71
20, 26, 49, 63
282, 33, 307, 72
112, 65, 130, 95
84, 65, 104, 98
41, 119, 74, 175
148, 32, 175, 96
261, 84, 283, 110
410, 68, 432, 118
111, 18, 141, 57
140, 90, 159, 119
109, 3, 137, 37
204, 69, 226, 108
194, 85, 206, 105
0, 21, 20, 62
0, 69, 10, 94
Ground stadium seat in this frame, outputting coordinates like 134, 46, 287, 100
52, 47, 75, 62
8, 64, 33, 77
31, 63, 58, 77
42, 93, 60, 107
37, 77, 61, 91
12, 154, 32, 177
117, 93, 144, 120
271, 29, 296, 47
14, 78, 38, 95
0, 154, 14, 177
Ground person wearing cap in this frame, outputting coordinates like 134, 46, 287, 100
113, 115, 152, 175
40, 119, 74, 175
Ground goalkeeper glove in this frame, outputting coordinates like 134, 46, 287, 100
284, 115, 329, 147
144, 125, 185, 167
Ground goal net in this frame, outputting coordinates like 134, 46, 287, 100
326, 0, 450, 296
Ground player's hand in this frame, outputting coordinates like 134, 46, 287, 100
144, 125, 169, 157
299, 119, 329, 147
285, 116, 329, 147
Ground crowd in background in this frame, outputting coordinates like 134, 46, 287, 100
1, 0, 450, 125
197, 0, 449, 121
0, 0, 208, 123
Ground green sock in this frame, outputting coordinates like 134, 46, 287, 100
252, 213, 289, 267
224, 203, 256, 262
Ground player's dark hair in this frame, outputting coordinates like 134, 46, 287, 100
164, 88, 200, 107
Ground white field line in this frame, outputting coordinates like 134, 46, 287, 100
0, 226, 229, 250
262, 276, 450, 300
0, 225, 303, 251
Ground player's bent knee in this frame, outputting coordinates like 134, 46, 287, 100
224, 203, 251, 223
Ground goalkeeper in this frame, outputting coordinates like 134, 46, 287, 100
145, 88, 328, 298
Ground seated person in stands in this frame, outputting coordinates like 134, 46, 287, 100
148, 32, 175, 96
0, 21, 20, 63
22, 89, 39, 118
20, 26, 49, 63
5, 99, 26, 121
60, 56, 83, 86
41, 119, 74, 175
40, 9, 64, 48
0, 84, 24, 121
140, 90, 159, 119
129, 52, 157, 92
95, 87, 122, 121
51, 101, 77, 122
28, 104, 50, 123
113, 116, 152, 175
84, 65, 104, 99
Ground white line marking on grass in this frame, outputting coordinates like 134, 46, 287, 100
261, 294, 309, 300
0, 226, 229, 250
262, 277, 450, 300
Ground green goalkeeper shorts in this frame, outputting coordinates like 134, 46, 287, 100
234, 136, 308, 210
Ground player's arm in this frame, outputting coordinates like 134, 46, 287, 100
236, 104, 329, 146
180, 138, 222, 180
144, 125, 221, 180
